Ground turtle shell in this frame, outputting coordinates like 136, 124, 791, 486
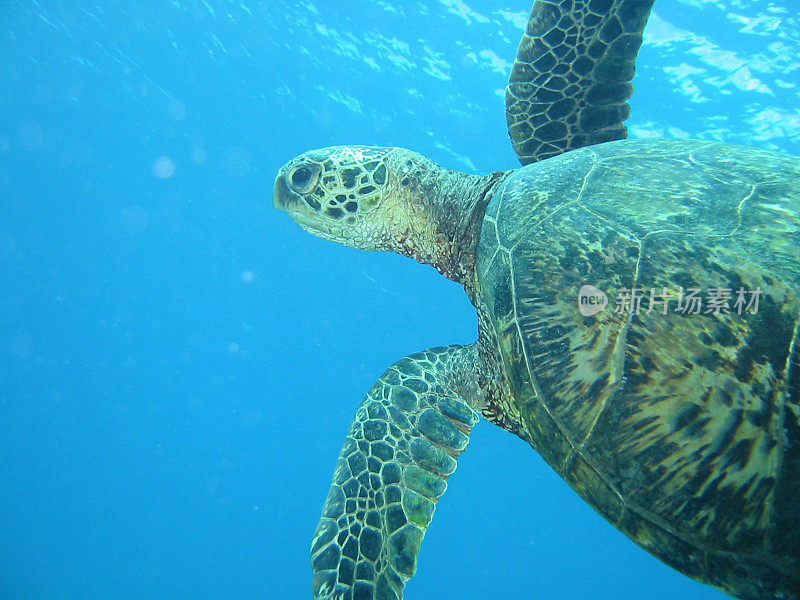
476, 138, 800, 600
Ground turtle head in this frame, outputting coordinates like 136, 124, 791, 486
274, 145, 504, 285
273, 145, 433, 252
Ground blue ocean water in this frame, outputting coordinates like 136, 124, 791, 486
1, 1, 798, 599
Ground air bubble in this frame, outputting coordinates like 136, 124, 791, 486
153, 156, 176, 179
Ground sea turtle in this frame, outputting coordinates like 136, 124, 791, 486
273, 1, 800, 599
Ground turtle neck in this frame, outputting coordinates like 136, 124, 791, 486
383, 150, 510, 301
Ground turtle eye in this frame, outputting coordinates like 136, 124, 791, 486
288, 164, 318, 193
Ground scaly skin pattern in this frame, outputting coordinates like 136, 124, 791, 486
310, 345, 481, 600
506, 0, 655, 164
477, 138, 800, 600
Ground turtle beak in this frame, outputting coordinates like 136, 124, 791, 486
273, 170, 308, 215
273, 170, 319, 232
272, 171, 292, 212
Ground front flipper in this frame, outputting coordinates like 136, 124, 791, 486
506, 0, 656, 164
311, 345, 480, 600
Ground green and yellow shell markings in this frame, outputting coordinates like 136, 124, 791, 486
477, 139, 800, 596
